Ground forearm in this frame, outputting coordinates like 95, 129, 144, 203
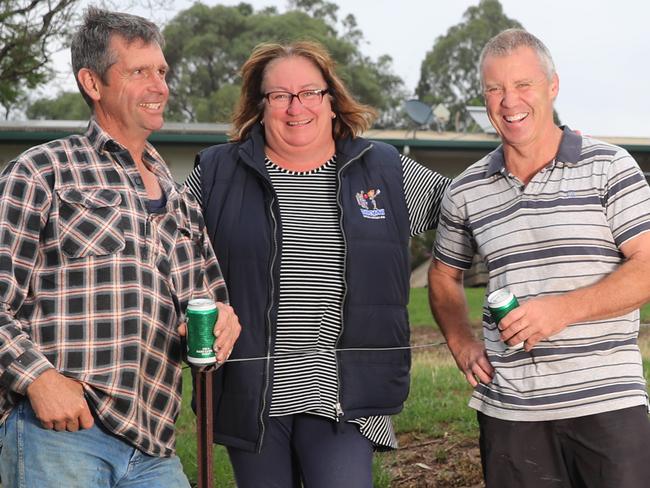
201, 230, 229, 305
428, 259, 494, 385
558, 254, 650, 325
428, 262, 475, 352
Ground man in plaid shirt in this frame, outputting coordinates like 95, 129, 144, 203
0, 7, 241, 488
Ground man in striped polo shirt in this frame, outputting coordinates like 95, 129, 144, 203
429, 29, 650, 487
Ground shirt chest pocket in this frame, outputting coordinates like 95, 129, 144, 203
56, 188, 126, 258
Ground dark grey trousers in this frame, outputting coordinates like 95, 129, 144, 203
478, 405, 650, 488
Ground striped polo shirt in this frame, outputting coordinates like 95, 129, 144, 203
435, 128, 650, 421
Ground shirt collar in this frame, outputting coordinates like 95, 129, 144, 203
85, 117, 115, 154
485, 125, 582, 177
84, 117, 177, 200
84, 117, 164, 163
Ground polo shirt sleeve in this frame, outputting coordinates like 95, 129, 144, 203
0, 158, 54, 394
604, 149, 650, 247
433, 185, 476, 270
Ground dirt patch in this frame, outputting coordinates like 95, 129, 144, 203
386, 432, 484, 487
383, 327, 484, 487
410, 327, 445, 347
410, 326, 455, 364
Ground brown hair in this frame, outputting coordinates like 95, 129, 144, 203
230, 40, 377, 142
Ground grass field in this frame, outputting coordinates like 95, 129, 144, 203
176, 287, 650, 487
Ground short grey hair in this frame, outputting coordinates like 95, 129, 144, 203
71, 6, 164, 107
479, 29, 555, 86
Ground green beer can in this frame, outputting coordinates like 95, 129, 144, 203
186, 298, 218, 366
487, 288, 519, 325
488, 289, 523, 349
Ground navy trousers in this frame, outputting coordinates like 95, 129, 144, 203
227, 414, 374, 488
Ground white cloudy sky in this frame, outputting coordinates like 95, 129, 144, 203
48, 0, 650, 137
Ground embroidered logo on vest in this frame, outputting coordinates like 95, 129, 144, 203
355, 188, 386, 219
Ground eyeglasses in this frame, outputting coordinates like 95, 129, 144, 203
263, 88, 329, 108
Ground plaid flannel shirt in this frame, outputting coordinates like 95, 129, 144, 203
0, 119, 227, 456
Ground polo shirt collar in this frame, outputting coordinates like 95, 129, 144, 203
485, 126, 582, 177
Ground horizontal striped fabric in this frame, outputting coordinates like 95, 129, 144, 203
265, 154, 448, 449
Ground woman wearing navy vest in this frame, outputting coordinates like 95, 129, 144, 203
185, 41, 450, 487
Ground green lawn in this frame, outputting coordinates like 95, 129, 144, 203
176, 287, 650, 487
407, 287, 485, 327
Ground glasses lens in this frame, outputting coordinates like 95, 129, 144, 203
265, 90, 325, 108
267, 92, 291, 107
298, 90, 322, 106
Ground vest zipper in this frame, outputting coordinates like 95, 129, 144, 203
257, 191, 279, 452
334, 144, 373, 422
242, 151, 279, 453
335, 402, 344, 419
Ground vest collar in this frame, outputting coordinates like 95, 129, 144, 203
335, 135, 373, 169
238, 123, 268, 175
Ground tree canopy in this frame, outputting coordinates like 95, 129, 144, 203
0, 0, 77, 119
26, 91, 89, 120
416, 0, 522, 131
162, 1, 405, 124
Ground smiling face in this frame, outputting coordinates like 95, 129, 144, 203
261, 55, 335, 162
482, 46, 559, 151
92, 35, 169, 150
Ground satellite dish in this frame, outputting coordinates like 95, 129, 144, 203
403, 99, 434, 138
404, 100, 434, 125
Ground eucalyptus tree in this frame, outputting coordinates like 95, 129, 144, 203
163, 1, 405, 125
416, 0, 522, 132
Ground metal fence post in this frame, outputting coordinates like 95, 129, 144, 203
194, 368, 214, 488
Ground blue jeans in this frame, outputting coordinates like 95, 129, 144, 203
0, 400, 190, 488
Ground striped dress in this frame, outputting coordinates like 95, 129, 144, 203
187, 154, 449, 448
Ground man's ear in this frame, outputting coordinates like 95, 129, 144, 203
550, 73, 559, 101
77, 68, 102, 102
